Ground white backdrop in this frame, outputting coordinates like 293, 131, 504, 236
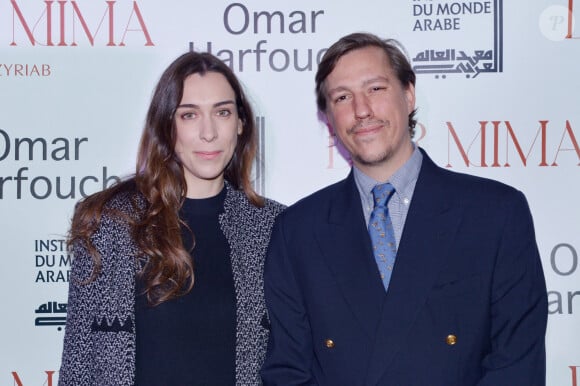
1, 1, 578, 384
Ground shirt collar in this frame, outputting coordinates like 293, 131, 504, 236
353, 145, 423, 203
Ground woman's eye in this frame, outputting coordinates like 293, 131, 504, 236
217, 109, 232, 117
181, 112, 196, 120
334, 95, 348, 103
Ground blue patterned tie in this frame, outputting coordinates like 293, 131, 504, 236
369, 183, 397, 292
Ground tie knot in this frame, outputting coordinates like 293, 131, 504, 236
371, 183, 395, 208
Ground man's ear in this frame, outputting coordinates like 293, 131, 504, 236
318, 110, 334, 136
405, 84, 416, 114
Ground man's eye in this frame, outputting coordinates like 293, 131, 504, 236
335, 95, 348, 103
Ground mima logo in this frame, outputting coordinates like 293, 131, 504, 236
445, 120, 580, 168
7, 0, 154, 47
10, 371, 56, 386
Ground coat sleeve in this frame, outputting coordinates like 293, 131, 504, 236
58, 204, 137, 386
261, 215, 318, 386
58, 237, 97, 385
476, 190, 548, 385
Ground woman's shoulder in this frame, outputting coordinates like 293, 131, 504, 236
71, 178, 146, 230
103, 179, 145, 211
225, 184, 286, 218
261, 196, 286, 215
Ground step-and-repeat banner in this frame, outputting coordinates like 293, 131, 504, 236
1, 1, 578, 384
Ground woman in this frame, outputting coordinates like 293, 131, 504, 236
58, 52, 285, 385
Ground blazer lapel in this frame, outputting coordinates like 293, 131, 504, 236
316, 173, 386, 339
365, 153, 464, 385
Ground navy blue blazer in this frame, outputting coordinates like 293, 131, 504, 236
262, 150, 547, 386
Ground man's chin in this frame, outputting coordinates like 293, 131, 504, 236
353, 153, 390, 167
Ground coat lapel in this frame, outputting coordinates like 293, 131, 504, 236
364, 153, 464, 385
316, 173, 386, 339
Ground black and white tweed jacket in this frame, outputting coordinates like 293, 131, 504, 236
58, 183, 285, 385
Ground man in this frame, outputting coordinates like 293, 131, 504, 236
261, 32, 547, 386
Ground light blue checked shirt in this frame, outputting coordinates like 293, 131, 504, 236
353, 145, 423, 248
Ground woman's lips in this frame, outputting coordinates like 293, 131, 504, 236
195, 151, 221, 160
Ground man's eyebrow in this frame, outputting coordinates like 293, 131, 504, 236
361, 76, 390, 86
326, 76, 391, 95
326, 85, 348, 96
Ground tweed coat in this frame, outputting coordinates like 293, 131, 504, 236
58, 182, 285, 385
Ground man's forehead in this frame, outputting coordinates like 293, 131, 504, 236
326, 75, 392, 95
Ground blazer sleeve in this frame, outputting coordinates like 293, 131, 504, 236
476, 190, 548, 385
261, 215, 318, 386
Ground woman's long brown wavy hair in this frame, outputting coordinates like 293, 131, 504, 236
68, 52, 263, 305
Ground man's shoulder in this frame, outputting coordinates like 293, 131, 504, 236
425, 168, 532, 221
282, 178, 349, 218
436, 166, 521, 199
421, 151, 522, 200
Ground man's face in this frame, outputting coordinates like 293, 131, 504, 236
324, 46, 415, 180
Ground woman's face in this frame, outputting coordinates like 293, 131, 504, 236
173, 71, 242, 198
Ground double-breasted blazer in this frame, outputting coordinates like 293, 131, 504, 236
262, 149, 547, 386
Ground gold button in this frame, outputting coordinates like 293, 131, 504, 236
446, 334, 457, 346
324, 339, 335, 348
